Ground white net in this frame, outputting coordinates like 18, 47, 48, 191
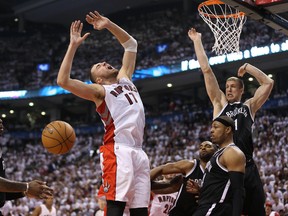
198, 0, 247, 55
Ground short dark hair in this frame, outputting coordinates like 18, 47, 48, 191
213, 116, 235, 132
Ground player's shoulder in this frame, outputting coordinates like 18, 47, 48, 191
224, 145, 245, 161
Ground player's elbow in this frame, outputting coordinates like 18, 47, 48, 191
268, 78, 274, 87
263, 78, 274, 91
57, 77, 68, 87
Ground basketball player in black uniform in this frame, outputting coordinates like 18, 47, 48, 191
188, 28, 274, 215
0, 118, 53, 216
193, 116, 246, 216
150, 141, 218, 216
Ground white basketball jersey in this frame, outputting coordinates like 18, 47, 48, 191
39, 204, 57, 216
97, 78, 145, 148
149, 192, 178, 216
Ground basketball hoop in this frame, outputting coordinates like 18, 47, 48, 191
198, 0, 247, 55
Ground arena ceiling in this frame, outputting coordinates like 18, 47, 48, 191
0, 0, 185, 26
1, 0, 288, 27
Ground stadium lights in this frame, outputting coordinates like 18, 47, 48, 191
167, 83, 173, 88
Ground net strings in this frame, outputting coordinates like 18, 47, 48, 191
199, 3, 247, 55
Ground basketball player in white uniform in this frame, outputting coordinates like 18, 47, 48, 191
149, 174, 178, 216
57, 11, 150, 216
31, 197, 56, 216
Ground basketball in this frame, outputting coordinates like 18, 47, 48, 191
41, 120, 76, 154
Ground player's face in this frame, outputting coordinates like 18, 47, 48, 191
225, 80, 243, 103
265, 205, 272, 214
210, 121, 226, 145
91, 62, 119, 84
199, 141, 215, 162
45, 197, 53, 206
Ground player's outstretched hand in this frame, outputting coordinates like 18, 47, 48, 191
188, 28, 202, 42
70, 20, 90, 47
86, 11, 110, 30
25, 180, 54, 199
238, 63, 248, 77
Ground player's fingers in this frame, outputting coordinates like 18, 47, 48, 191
237, 69, 244, 77
42, 190, 53, 197
86, 14, 93, 21
79, 22, 83, 32
89, 12, 97, 18
34, 180, 46, 185
75, 20, 81, 31
70, 22, 74, 32
82, 33, 90, 40
94, 11, 101, 17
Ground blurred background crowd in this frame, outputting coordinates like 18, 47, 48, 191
0, 106, 287, 215
0, 3, 286, 91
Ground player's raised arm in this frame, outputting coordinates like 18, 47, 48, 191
86, 11, 137, 81
188, 28, 226, 114
57, 20, 104, 103
238, 63, 274, 117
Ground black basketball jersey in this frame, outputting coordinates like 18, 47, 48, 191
196, 144, 236, 215
0, 156, 6, 207
218, 102, 254, 159
169, 159, 204, 216
0, 154, 24, 208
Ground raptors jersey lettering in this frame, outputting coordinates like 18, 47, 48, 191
169, 159, 204, 216
97, 77, 145, 148
195, 144, 238, 216
217, 102, 254, 159
149, 192, 178, 216
39, 204, 56, 216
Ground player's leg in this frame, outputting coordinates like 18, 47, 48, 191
242, 164, 265, 216
130, 207, 148, 216
106, 200, 126, 216
99, 144, 134, 214
129, 149, 151, 216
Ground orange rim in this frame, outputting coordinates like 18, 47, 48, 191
198, 0, 245, 19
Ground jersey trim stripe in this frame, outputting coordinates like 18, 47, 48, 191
219, 180, 231, 203
99, 144, 117, 200
205, 203, 216, 216
97, 101, 116, 145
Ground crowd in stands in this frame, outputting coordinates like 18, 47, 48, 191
0, 105, 287, 215
0, 3, 287, 91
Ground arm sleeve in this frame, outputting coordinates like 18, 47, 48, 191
229, 171, 245, 216
121, 37, 137, 52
